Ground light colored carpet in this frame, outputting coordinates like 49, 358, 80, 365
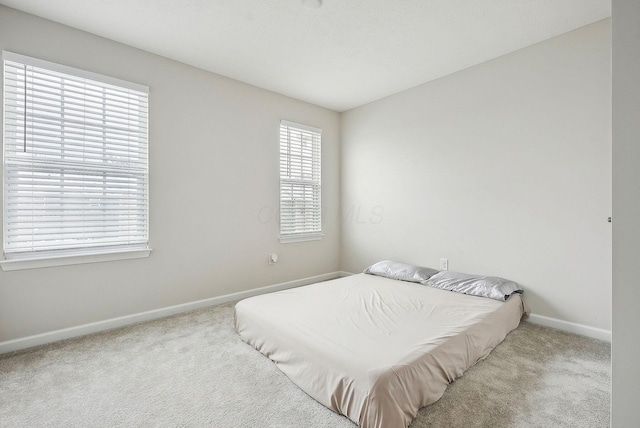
0, 302, 610, 428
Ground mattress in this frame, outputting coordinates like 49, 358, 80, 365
234, 273, 528, 428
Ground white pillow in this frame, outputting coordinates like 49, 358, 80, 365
421, 271, 523, 301
364, 260, 439, 283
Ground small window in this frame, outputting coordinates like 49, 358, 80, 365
279, 120, 322, 243
2, 52, 149, 265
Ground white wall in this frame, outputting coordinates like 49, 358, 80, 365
0, 6, 341, 342
612, 0, 640, 425
0, 6, 614, 350
341, 20, 611, 333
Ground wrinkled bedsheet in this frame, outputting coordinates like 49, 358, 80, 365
234, 274, 528, 428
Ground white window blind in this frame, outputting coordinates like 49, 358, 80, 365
2, 52, 149, 260
279, 120, 322, 242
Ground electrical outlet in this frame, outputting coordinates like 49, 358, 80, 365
269, 253, 278, 265
439, 258, 448, 271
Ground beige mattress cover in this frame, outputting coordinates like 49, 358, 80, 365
234, 273, 528, 428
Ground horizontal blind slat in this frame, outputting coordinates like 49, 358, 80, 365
3, 53, 149, 257
279, 121, 321, 238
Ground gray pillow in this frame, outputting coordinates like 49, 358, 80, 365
421, 271, 523, 301
363, 260, 439, 283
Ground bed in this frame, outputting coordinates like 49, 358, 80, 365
234, 264, 529, 428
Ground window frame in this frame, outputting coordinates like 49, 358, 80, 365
1, 52, 151, 271
279, 120, 323, 243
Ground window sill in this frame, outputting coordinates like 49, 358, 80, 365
279, 234, 323, 244
0, 248, 152, 271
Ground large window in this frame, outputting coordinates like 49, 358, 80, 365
279, 120, 322, 243
2, 52, 149, 269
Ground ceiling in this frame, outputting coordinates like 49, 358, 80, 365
0, 0, 610, 112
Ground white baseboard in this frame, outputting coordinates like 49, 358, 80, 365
0, 271, 343, 355
1, 272, 611, 354
526, 313, 611, 343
